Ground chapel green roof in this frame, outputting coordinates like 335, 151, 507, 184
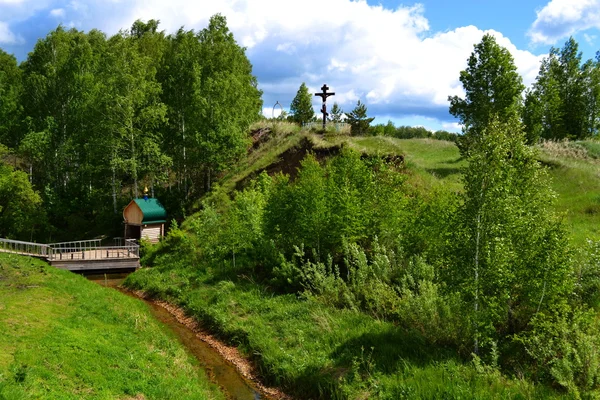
134, 198, 167, 224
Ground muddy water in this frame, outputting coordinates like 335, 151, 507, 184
86, 273, 263, 400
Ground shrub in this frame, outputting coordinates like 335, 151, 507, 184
516, 306, 600, 397
573, 239, 600, 308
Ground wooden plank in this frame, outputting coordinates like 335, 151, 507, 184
50, 259, 140, 271
50, 249, 137, 261
141, 225, 161, 243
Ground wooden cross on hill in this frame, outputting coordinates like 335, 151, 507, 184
315, 84, 335, 130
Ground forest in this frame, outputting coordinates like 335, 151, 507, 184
0, 15, 263, 241
2, 14, 600, 399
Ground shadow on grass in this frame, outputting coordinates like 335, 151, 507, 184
445, 156, 464, 164
331, 324, 458, 376
425, 167, 462, 179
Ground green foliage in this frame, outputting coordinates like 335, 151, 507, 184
220, 174, 271, 271
276, 239, 467, 347
0, 149, 45, 239
448, 115, 573, 357
125, 255, 559, 399
525, 37, 600, 141
0, 50, 23, 148
126, 125, 600, 397
449, 34, 524, 155
264, 148, 406, 262
366, 121, 458, 142
329, 102, 344, 123
0, 15, 261, 240
573, 239, 600, 308
517, 307, 600, 397
289, 82, 314, 125
346, 100, 375, 136
194, 14, 263, 191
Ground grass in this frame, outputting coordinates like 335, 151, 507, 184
344, 136, 465, 191
0, 253, 223, 400
214, 120, 305, 195
125, 264, 561, 399
537, 140, 600, 244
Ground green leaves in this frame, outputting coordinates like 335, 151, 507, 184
161, 15, 262, 194
449, 115, 572, 355
0, 50, 22, 148
264, 148, 406, 260
448, 34, 524, 155
329, 102, 344, 123
346, 100, 375, 136
525, 37, 599, 141
0, 155, 44, 239
290, 83, 314, 125
0, 15, 262, 238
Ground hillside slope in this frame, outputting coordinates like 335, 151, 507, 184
219, 125, 599, 243
0, 253, 222, 399
125, 125, 600, 399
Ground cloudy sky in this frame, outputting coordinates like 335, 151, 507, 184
1, 0, 599, 131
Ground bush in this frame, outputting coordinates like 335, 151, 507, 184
272, 239, 467, 348
516, 306, 600, 397
572, 239, 600, 308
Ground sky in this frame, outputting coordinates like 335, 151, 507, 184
1, 0, 599, 132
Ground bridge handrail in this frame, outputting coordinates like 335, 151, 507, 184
0, 238, 50, 257
47, 239, 139, 261
1, 237, 139, 261
49, 239, 102, 248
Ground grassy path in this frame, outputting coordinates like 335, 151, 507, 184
0, 253, 223, 400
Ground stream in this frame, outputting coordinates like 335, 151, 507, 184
85, 272, 264, 400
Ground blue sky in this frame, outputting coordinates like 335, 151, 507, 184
1, 0, 599, 131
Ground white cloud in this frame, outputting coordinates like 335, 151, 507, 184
2, 0, 546, 125
50, 8, 65, 18
442, 122, 463, 132
0, 0, 52, 20
276, 42, 296, 54
528, 0, 600, 45
0, 21, 22, 44
584, 33, 597, 45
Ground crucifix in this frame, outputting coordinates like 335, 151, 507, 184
315, 84, 335, 130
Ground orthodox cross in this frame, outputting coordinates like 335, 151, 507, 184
315, 84, 335, 130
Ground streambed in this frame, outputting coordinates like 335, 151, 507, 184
86, 273, 271, 400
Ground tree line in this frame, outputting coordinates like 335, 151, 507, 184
0, 15, 262, 240
450, 34, 600, 147
288, 82, 458, 140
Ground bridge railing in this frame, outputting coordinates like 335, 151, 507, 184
48, 239, 139, 261
0, 238, 50, 257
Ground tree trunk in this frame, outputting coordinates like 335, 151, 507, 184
474, 211, 481, 355
131, 122, 137, 198
112, 157, 117, 214
181, 113, 188, 199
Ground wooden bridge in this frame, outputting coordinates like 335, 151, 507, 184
0, 238, 140, 271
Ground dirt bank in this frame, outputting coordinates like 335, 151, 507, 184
130, 290, 293, 400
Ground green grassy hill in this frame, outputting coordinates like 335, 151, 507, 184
0, 253, 223, 400
221, 124, 600, 244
